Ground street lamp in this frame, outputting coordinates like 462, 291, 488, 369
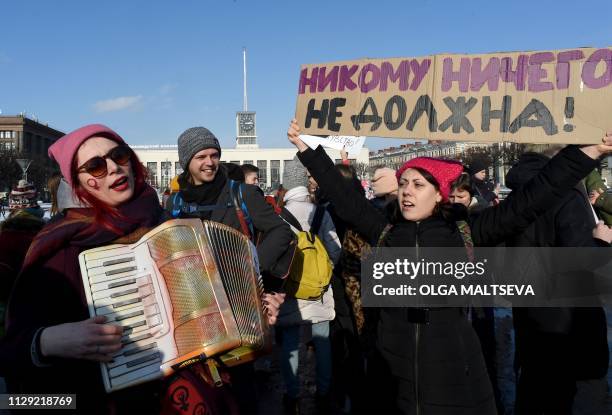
15, 158, 32, 181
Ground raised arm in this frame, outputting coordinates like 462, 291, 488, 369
288, 120, 389, 244
472, 134, 612, 246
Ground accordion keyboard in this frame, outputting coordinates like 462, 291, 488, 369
79, 219, 267, 393
81, 245, 175, 391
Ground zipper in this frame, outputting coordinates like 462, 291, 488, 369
414, 222, 420, 415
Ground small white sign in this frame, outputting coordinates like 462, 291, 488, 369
299, 135, 366, 157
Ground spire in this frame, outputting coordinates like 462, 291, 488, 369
243, 47, 248, 111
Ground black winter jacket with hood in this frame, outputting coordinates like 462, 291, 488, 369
505, 152, 609, 380
298, 144, 598, 415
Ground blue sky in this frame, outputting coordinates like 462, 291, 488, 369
1, 0, 611, 150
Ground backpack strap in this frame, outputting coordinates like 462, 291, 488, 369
171, 191, 233, 218
455, 220, 475, 262
229, 180, 255, 240
310, 205, 325, 235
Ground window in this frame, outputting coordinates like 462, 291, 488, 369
161, 161, 171, 190
147, 162, 158, 188
257, 160, 267, 187
230, 160, 240, 164
175, 162, 183, 177
243, 160, 253, 165
270, 160, 280, 188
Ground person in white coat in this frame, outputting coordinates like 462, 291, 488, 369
276, 157, 341, 414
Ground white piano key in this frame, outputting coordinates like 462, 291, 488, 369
97, 295, 156, 317
86, 254, 136, 269
104, 303, 159, 323
87, 260, 138, 277
83, 246, 133, 262
121, 331, 154, 346
108, 352, 161, 378
109, 340, 159, 368
89, 269, 141, 285
109, 362, 161, 389
93, 284, 154, 308
92, 275, 152, 301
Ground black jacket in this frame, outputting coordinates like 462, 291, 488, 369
166, 173, 294, 282
505, 152, 609, 380
298, 145, 598, 415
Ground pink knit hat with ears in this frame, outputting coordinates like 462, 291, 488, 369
48, 124, 126, 186
396, 157, 464, 202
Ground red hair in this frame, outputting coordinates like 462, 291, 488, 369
70, 145, 148, 235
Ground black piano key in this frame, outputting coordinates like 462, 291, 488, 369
125, 352, 161, 368
123, 342, 158, 357
110, 288, 139, 298
106, 266, 138, 276
102, 257, 135, 267
112, 297, 142, 309
115, 309, 144, 322
108, 278, 137, 289
121, 332, 153, 345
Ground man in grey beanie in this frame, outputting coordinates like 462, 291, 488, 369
168, 125, 293, 280
167, 125, 294, 411
178, 126, 223, 184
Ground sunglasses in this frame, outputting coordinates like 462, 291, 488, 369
77, 145, 132, 178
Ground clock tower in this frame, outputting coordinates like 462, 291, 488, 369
236, 48, 258, 148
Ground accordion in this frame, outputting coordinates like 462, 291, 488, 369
78, 219, 270, 393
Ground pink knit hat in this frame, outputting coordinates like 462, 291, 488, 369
371, 167, 398, 197
396, 157, 463, 202
48, 124, 125, 186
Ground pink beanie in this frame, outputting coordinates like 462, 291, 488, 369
371, 167, 398, 197
396, 157, 463, 202
48, 124, 125, 186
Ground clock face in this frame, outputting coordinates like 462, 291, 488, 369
239, 113, 255, 135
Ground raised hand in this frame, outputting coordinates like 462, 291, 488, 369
580, 132, 612, 159
287, 119, 309, 152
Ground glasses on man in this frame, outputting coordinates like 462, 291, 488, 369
77, 145, 132, 178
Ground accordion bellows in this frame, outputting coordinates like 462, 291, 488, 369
79, 219, 269, 393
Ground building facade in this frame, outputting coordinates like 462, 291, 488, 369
132, 145, 370, 192
0, 115, 64, 166
369, 141, 489, 170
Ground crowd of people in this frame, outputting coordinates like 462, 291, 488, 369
0, 120, 610, 415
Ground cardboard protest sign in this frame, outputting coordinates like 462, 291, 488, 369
299, 134, 365, 157
295, 47, 612, 144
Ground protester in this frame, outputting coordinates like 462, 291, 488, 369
505, 144, 611, 414
165, 126, 292, 412
0, 209, 45, 337
47, 172, 62, 217
288, 119, 612, 415
449, 172, 487, 213
0, 124, 284, 414
241, 163, 260, 185
585, 167, 612, 225
8, 179, 45, 219
469, 158, 498, 206
276, 157, 341, 414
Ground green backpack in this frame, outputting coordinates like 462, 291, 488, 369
283, 206, 333, 301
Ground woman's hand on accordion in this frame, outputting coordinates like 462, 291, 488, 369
40, 315, 123, 362
262, 292, 286, 325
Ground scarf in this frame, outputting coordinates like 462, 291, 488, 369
178, 167, 228, 205
21, 184, 164, 272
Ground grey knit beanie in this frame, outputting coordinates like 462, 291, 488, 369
282, 156, 309, 190
177, 127, 222, 169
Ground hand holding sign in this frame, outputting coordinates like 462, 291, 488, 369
298, 134, 365, 157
